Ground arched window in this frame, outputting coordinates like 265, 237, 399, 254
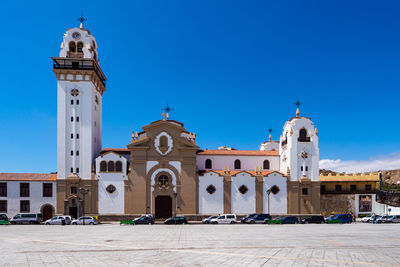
77, 42, 84, 52
115, 161, 122, 172
234, 159, 241, 170
69, 41, 76, 52
263, 160, 270, 170
300, 129, 307, 138
205, 159, 212, 169
107, 161, 115, 172
100, 161, 107, 172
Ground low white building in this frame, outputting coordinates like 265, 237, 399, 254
0, 173, 57, 220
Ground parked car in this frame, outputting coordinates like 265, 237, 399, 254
45, 216, 72, 225
391, 215, 400, 223
240, 213, 257, 223
301, 215, 325, 224
71, 216, 98, 225
10, 213, 43, 224
374, 215, 392, 223
268, 216, 299, 224
0, 214, 9, 225
164, 216, 188, 225
243, 213, 271, 224
133, 215, 154, 225
325, 214, 353, 224
361, 215, 376, 223
202, 215, 219, 224
210, 214, 237, 224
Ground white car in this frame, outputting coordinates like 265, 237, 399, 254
71, 216, 98, 225
391, 215, 400, 223
210, 214, 237, 224
45, 216, 72, 225
361, 215, 375, 223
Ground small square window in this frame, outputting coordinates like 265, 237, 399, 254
350, 184, 357, 192
20, 200, 30, 212
335, 185, 342, 192
365, 184, 372, 192
71, 186, 77, 194
302, 188, 308, 195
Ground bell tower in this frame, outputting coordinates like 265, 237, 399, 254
279, 103, 320, 214
53, 18, 106, 216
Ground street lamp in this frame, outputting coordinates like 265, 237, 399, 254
79, 188, 89, 225
266, 188, 271, 215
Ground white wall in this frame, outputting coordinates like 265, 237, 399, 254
354, 194, 400, 216
198, 172, 223, 214
0, 181, 56, 218
231, 172, 255, 214
263, 173, 287, 214
197, 155, 279, 171
95, 153, 127, 214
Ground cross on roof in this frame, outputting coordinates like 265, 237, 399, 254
161, 103, 174, 120
77, 11, 86, 29
294, 98, 302, 108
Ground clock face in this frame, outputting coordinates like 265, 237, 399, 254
72, 32, 81, 39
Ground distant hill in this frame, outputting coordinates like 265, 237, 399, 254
320, 169, 400, 186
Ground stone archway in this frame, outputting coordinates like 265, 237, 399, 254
41, 204, 55, 221
64, 196, 83, 219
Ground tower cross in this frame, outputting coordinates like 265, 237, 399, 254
77, 11, 86, 29
161, 103, 174, 120
294, 98, 302, 117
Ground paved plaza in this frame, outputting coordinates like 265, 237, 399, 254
0, 223, 400, 266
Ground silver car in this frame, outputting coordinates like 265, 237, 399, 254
71, 216, 98, 225
45, 216, 72, 225
10, 213, 43, 224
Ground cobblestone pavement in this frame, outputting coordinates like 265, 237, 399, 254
0, 223, 399, 266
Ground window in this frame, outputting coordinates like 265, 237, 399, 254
335, 185, 342, 192
206, 185, 216, 194
234, 159, 241, 170
76, 151, 79, 156
71, 116, 74, 122
365, 184, 372, 192
71, 99, 74, 105
115, 161, 122, 172
43, 183, 53, 197
76, 134, 79, 139
76, 168, 79, 173
71, 133, 73, 139
205, 159, 212, 169
300, 129, 307, 138
106, 184, 116, 194
263, 160, 270, 170
20, 183, 29, 197
107, 161, 115, 172
350, 184, 357, 192
305, 166, 308, 171
20, 200, 30, 212
238, 185, 248, 194
100, 161, 107, 172
270, 185, 280, 195
71, 150, 73, 156
76, 116, 79, 122
0, 183, 7, 197
77, 100, 79, 105
158, 175, 169, 186
301, 166, 303, 171
71, 186, 77, 194
160, 136, 168, 148
69, 41, 76, 52
70, 168, 74, 173
0, 200, 6, 212
77, 42, 84, 52
302, 188, 308, 195
320, 185, 326, 193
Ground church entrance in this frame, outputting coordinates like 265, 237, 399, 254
155, 195, 172, 218
41, 205, 54, 221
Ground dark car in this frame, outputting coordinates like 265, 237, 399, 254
164, 216, 188, 225
244, 213, 272, 224
301, 215, 325, 224
134, 215, 154, 225
241, 213, 257, 223
326, 214, 353, 224
269, 216, 299, 224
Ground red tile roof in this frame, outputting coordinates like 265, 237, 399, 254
197, 150, 279, 156
0, 173, 57, 181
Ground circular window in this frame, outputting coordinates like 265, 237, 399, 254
206, 185, 216, 194
271, 185, 280, 195
239, 185, 248, 194
70, 89, 79, 96
158, 175, 169, 186
106, 184, 116, 194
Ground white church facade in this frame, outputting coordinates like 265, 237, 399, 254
52, 22, 320, 219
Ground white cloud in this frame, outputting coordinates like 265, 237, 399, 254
320, 152, 400, 173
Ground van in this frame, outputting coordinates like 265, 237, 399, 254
210, 214, 237, 224
10, 213, 43, 224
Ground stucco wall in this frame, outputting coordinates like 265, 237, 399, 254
263, 173, 287, 214
198, 172, 223, 214
231, 172, 255, 214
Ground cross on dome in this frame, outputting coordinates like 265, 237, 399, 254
77, 11, 86, 29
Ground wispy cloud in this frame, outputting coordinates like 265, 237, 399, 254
320, 152, 400, 173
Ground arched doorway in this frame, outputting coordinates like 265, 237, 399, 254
155, 196, 172, 218
64, 196, 82, 219
41, 205, 54, 221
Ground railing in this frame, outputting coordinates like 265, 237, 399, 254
298, 137, 310, 142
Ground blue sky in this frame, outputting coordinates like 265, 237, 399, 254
1, 0, 400, 173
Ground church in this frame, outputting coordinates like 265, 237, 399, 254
52, 22, 320, 219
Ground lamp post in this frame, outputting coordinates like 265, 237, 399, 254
79, 188, 89, 225
266, 188, 271, 215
